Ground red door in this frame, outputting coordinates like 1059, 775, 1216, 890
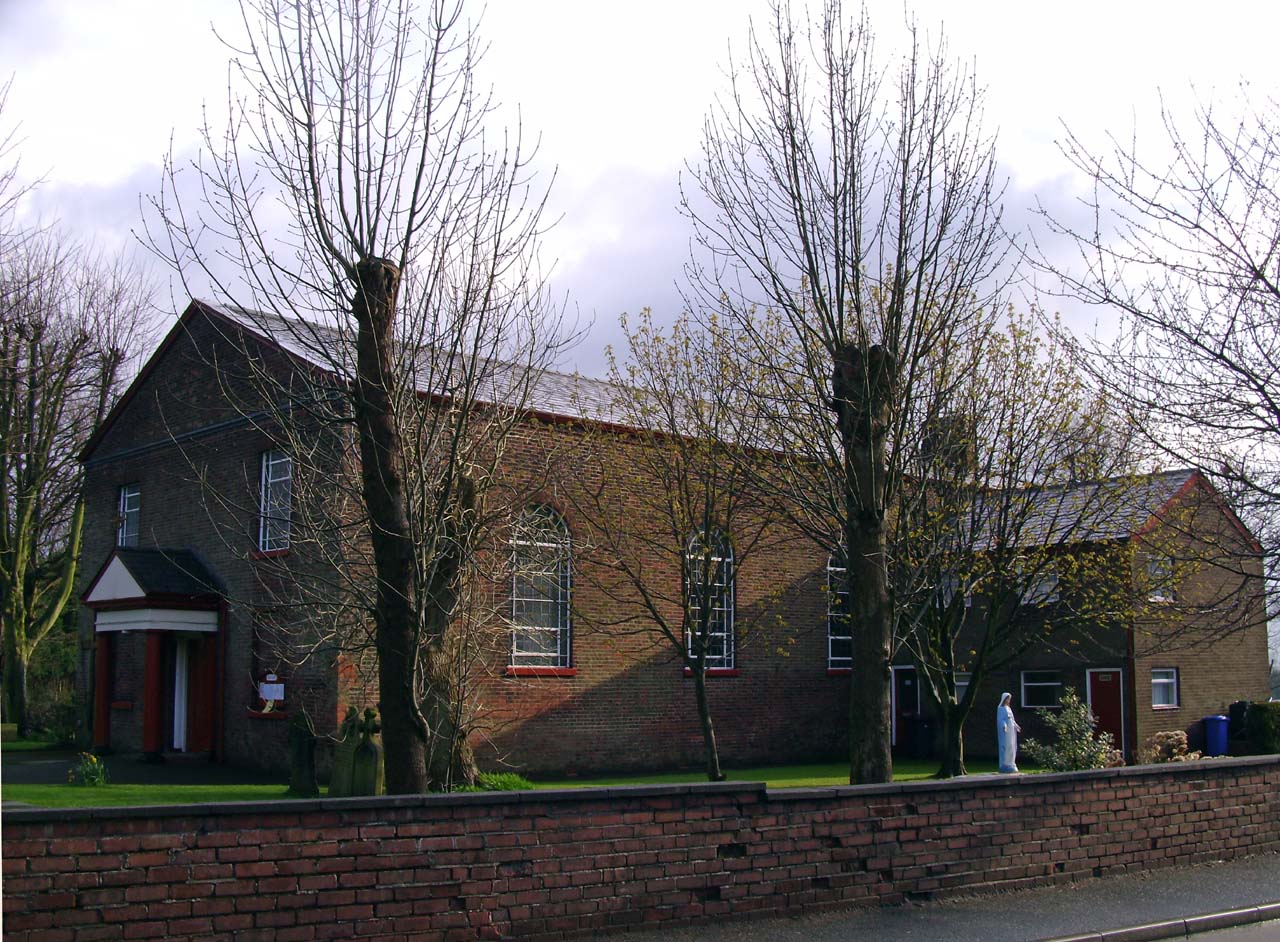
187, 635, 218, 753
892, 667, 920, 747
1087, 669, 1125, 754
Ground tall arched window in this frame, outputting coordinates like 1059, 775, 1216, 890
827, 552, 851, 669
510, 506, 571, 668
685, 529, 734, 670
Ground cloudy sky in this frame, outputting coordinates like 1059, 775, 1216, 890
3, 0, 1280, 377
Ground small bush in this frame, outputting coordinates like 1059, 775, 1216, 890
454, 772, 535, 793
67, 752, 109, 787
1141, 729, 1201, 764
477, 772, 535, 791
1243, 701, 1280, 754
1022, 688, 1124, 772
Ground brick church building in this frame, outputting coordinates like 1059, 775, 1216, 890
76, 300, 1272, 776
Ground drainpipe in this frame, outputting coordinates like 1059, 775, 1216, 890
1126, 622, 1138, 762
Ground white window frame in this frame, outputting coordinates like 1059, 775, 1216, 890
827, 554, 851, 669
1021, 670, 1063, 709
1020, 564, 1059, 606
939, 573, 973, 610
954, 672, 972, 704
117, 483, 140, 547
258, 449, 292, 553
509, 507, 572, 668
1151, 667, 1180, 709
686, 530, 735, 671
1147, 554, 1174, 603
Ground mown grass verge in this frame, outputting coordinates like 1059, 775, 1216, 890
3, 758, 1007, 808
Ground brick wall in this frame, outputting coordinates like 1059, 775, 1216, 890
77, 303, 1271, 778
5, 756, 1277, 941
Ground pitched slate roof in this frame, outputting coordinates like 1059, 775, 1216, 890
979, 468, 1198, 549
112, 548, 222, 598
198, 300, 626, 426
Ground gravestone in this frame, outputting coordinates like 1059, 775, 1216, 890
286, 711, 319, 798
351, 708, 384, 797
328, 706, 360, 798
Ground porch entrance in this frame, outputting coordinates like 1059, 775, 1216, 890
162, 634, 218, 754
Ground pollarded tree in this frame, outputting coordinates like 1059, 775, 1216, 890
684, 0, 1010, 783
146, 0, 570, 792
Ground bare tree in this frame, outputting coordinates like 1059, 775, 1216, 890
568, 311, 787, 781
1, 235, 154, 737
145, 0, 569, 792
684, 0, 1009, 783
1042, 89, 1280, 603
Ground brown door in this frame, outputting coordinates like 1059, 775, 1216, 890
1087, 669, 1125, 754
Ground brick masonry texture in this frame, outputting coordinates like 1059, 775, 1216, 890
76, 304, 1272, 775
4, 756, 1278, 941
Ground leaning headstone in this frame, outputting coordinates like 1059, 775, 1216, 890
286, 711, 319, 798
328, 706, 360, 798
350, 708, 384, 797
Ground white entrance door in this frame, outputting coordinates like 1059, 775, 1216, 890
172, 639, 189, 752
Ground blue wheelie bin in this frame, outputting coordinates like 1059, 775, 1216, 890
1202, 715, 1229, 756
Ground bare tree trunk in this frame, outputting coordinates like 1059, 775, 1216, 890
420, 476, 478, 791
351, 257, 429, 795
833, 343, 895, 784
422, 632, 476, 790
3, 651, 29, 737
936, 705, 966, 778
691, 669, 725, 781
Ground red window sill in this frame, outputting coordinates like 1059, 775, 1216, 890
247, 709, 289, 720
110, 700, 134, 711
251, 548, 291, 560
683, 668, 739, 677
505, 667, 577, 677
826, 668, 852, 676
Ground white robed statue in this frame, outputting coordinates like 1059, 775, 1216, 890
997, 692, 1021, 773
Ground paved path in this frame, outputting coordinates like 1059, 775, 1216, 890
620, 853, 1280, 942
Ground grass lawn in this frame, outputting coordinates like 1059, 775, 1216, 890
2, 783, 301, 808
1, 738, 72, 753
534, 757, 1002, 790
2, 758, 1009, 809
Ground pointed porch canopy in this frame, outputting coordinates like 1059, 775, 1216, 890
83, 548, 222, 631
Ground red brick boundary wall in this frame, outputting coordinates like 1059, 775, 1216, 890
4, 756, 1278, 941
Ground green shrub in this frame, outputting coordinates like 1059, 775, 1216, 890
67, 752, 109, 787
1243, 701, 1280, 754
1022, 688, 1124, 772
454, 772, 535, 793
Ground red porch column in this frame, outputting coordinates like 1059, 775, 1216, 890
92, 633, 112, 749
142, 631, 164, 755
